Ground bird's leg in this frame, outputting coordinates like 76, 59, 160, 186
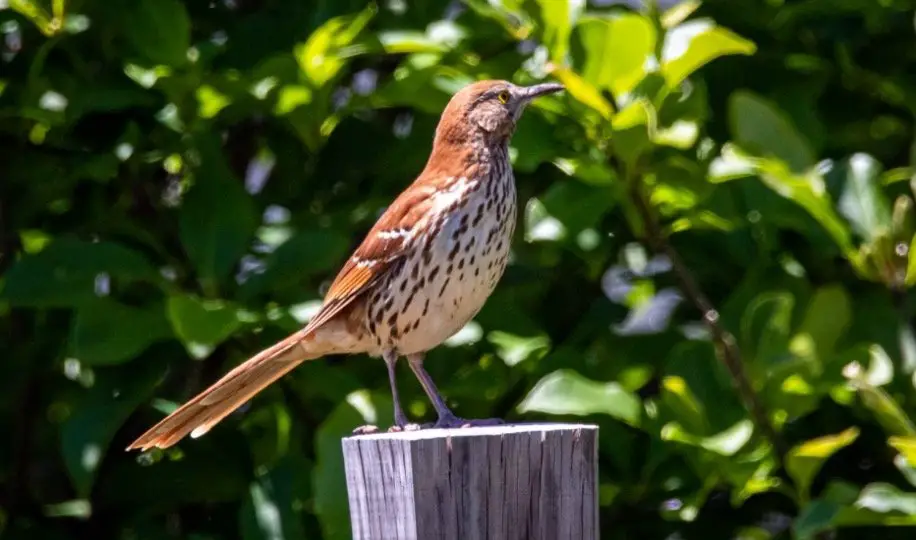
353, 350, 420, 434
407, 353, 504, 429
385, 350, 421, 433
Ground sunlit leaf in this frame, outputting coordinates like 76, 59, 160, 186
662, 20, 756, 88
518, 369, 642, 427
849, 377, 916, 438
856, 482, 916, 515
661, 375, 709, 435
661, 0, 702, 29
295, 5, 376, 87
728, 90, 815, 174
532, 0, 584, 63
661, 419, 754, 456
548, 66, 614, 120
196, 85, 231, 119
167, 296, 246, 359
574, 14, 656, 97
787, 427, 859, 502
487, 331, 550, 367
749, 156, 855, 258
826, 154, 892, 243
889, 436, 916, 466
611, 98, 656, 168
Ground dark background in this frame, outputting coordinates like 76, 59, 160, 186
3, 0, 916, 538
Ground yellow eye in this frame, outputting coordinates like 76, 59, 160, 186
497, 91, 510, 104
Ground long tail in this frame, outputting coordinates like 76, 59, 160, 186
126, 328, 321, 451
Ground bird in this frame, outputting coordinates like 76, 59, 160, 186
126, 79, 564, 451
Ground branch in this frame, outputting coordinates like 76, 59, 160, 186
627, 179, 788, 465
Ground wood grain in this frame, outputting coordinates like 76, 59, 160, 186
342, 423, 598, 540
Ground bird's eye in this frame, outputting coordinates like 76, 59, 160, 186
497, 91, 510, 104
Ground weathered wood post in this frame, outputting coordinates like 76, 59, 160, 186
342, 423, 599, 540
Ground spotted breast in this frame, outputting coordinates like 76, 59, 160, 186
363, 144, 515, 356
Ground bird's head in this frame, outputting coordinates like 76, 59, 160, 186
435, 79, 564, 144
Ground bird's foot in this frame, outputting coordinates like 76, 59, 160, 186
387, 423, 423, 433
433, 414, 505, 429
352, 422, 423, 434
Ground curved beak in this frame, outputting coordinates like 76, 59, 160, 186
518, 82, 565, 101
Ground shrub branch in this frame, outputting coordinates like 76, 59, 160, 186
626, 176, 788, 465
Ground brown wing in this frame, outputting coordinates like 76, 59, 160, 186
300, 182, 438, 333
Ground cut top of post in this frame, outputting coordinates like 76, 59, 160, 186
342, 422, 599, 540
343, 422, 596, 442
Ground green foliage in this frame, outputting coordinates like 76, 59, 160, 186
4, 0, 916, 539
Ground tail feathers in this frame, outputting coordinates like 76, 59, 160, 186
126, 329, 321, 451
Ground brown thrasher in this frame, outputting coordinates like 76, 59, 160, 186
127, 79, 564, 451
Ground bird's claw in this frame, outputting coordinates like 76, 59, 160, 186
433, 415, 505, 429
387, 423, 422, 433
352, 424, 380, 435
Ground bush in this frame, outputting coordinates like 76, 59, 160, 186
3, 0, 916, 538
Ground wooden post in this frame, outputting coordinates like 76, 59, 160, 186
341, 423, 599, 540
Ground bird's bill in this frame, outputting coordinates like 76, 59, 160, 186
518, 82, 565, 100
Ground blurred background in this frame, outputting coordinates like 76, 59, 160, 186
4, 0, 916, 538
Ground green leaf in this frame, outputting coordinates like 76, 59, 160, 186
728, 90, 816, 174
750, 156, 855, 258
123, 0, 190, 66
60, 359, 167, 498
549, 66, 614, 120
539, 180, 615, 235
517, 369, 642, 427
611, 98, 657, 168
889, 436, 916, 465
313, 390, 392, 540
708, 142, 756, 183
508, 112, 560, 173
849, 376, 916, 438
827, 154, 893, 242
167, 295, 246, 359
179, 136, 258, 289
740, 291, 794, 367
661, 0, 702, 29
0, 238, 159, 307
660, 375, 709, 435
574, 14, 656, 97
295, 5, 376, 87
240, 456, 309, 540
894, 452, 916, 489
797, 285, 851, 361
660, 419, 754, 456
487, 331, 550, 367
532, 0, 584, 63
905, 234, 916, 287
856, 482, 916, 515
239, 230, 350, 299
787, 427, 860, 502
793, 500, 841, 540
70, 299, 172, 365
662, 20, 756, 89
